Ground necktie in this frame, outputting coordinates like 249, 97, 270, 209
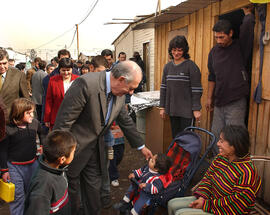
0, 75, 2, 91
106, 92, 113, 109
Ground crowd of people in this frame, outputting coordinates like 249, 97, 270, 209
0, 4, 263, 215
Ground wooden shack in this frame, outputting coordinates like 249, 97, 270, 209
112, 21, 155, 91
135, 0, 270, 205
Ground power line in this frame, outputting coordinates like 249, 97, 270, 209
35, 0, 99, 50
78, 0, 99, 25
68, 27, 77, 49
34, 26, 75, 49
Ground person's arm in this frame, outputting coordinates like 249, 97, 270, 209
53, 77, 89, 131
19, 70, 30, 99
142, 177, 163, 194
189, 62, 203, 121
0, 134, 10, 182
44, 80, 53, 127
239, 6, 255, 65
206, 81, 215, 112
206, 51, 216, 112
159, 65, 168, 119
193, 156, 220, 200
117, 105, 153, 159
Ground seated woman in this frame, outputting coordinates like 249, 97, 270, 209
44, 58, 79, 130
168, 125, 261, 215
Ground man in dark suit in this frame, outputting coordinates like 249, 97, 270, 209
53, 60, 152, 214
0, 48, 29, 114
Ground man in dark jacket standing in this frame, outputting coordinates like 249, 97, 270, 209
206, 6, 255, 153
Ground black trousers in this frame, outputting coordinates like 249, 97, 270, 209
67, 144, 103, 215
169, 116, 193, 138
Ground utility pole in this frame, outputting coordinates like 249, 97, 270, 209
76, 24, 80, 60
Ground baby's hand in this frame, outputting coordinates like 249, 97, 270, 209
139, 183, 146, 189
128, 173, 135, 179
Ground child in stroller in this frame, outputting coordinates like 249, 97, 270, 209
114, 153, 172, 215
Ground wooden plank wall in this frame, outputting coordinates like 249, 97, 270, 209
154, 0, 270, 204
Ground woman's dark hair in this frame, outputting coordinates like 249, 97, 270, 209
58, 58, 73, 69
221, 125, 250, 158
43, 130, 77, 163
154, 153, 172, 175
168, 35, 190, 59
212, 19, 232, 35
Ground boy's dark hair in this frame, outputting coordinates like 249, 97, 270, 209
155, 153, 172, 175
51, 56, 59, 63
38, 60, 47, 71
212, 19, 233, 35
57, 49, 71, 58
101, 49, 113, 58
81, 65, 90, 71
91, 55, 109, 69
46, 63, 55, 71
34, 57, 42, 64
58, 58, 73, 69
43, 130, 77, 163
221, 125, 250, 158
168, 35, 190, 59
118, 52, 126, 58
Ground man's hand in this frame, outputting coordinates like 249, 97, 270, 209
205, 98, 214, 112
140, 146, 153, 160
159, 108, 165, 119
2, 172, 10, 183
193, 111, 201, 122
189, 197, 205, 209
128, 173, 135, 179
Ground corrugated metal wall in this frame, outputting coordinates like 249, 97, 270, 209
154, 0, 270, 203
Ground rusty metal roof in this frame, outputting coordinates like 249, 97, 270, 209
133, 0, 219, 30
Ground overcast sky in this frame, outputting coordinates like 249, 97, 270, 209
0, 0, 183, 55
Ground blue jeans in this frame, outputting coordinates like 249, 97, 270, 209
7, 160, 38, 215
109, 144, 125, 181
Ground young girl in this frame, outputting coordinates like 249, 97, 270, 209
0, 98, 46, 215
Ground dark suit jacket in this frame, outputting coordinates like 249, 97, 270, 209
0, 67, 29, 114
53, 71, 143, 172
44, 74, 79, 128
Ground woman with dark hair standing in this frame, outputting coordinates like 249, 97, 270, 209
168, 125, 261, 215
44, 58, 79, 130
160, 35, 202, 138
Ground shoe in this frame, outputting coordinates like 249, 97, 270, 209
111, 179, 119, 187
113, 200, 131, 212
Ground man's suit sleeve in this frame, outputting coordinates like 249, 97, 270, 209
53, 78, 88, 130
19, 71, 30, 99
116, 105, 144, 149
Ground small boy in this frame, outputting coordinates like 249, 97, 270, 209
114, 153, 172, 215
24, 130, 77, 215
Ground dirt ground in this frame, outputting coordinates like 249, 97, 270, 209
0, 142, 167, 215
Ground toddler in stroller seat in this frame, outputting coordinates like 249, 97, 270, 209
113, 153, 172, 215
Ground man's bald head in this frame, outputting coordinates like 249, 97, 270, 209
111, 60, 142, 83
110, 60, 142, 96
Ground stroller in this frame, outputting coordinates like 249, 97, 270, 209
130, 126, 216, 215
